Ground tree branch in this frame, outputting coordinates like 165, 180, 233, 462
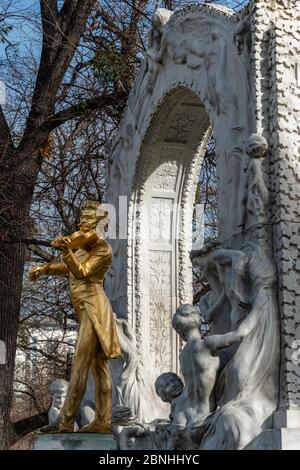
41, 93, 122, 132
12, 412, 48, 442
24, 0, 97, 137
28, 244, 53, 262
16, 92, 122, 162
58, 0, 79, 31
2, 237, 52, 247
40, 0, 58, 35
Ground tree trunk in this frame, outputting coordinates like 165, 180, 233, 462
0, 152, 39, 448
0, 240, 26, 449
0, 1, 99, 448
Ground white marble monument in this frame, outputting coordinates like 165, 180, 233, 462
104, 0, 300, 450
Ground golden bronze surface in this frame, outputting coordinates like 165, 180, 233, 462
30, 201, 121, 433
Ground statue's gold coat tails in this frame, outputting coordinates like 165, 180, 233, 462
62, 239, 121, 360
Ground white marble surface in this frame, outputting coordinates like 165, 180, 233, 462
246, 429, 300, 450
273, 410, 300, 430
106, 1, 252, 423
103, 0, 300, 449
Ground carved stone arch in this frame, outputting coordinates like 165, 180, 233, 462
129, 89, 211, 389
106, 3, 254, 418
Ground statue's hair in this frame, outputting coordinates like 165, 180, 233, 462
247, 133, 268, 156
81, 200, 110, 225
155, 372, 183, 401
172, 304, 202, 337
81, 200, 101, 212
50, 378, 68, 394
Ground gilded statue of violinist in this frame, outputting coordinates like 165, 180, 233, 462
29, 200, 121, 433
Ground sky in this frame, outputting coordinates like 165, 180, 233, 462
0, 0, 249, 107
1, 1, 249, 57
0, 0, 41, 64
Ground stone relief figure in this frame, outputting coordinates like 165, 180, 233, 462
116, 233, 279, 451
238, 133, 269, 230
154, 372, 183, 423
171, 305, 220, 428
191, 243, 251, 332
112, 316, 150, 423
152, 19, 230, 116
30, 200, 122, 433
134, 8, 172, 131
48, 380, 73, 427
146, 8, 173, 92
48, 378, 96, 430
135, 8, 173, 97
119, 372, 183, 450
188, 240, 280, 450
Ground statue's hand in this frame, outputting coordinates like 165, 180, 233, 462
51, 236, 71, 253
29, 266, 46, 282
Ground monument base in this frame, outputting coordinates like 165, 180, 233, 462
246, 410, 300, 450
34, 433, 117, 450
246, 428, 300, 450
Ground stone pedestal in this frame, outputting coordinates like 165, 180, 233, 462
34, 433, 117, 450
247, 411, 300, 450
273, 409, 300, 429
247, 429, 300, 450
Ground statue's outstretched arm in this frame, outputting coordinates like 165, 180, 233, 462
46, 261, 69, 276
204, 330, 243, 355
29, 260, 68, 281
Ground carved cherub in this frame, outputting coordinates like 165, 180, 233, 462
171, 304, 220, 428
119, 372, 183, 451
155, 372, 184, 422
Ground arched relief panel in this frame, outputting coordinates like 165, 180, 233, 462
130, 89, 210, 385
105, 4, 253, 413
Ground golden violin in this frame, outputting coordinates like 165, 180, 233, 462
51, 229, 98, 251
29, 230, 99, 281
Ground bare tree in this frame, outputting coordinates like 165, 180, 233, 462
0, 0, 128, 449
0, 0, 249, 448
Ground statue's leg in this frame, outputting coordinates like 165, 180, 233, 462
41, 314, 97, 433
85, 347, 112, 432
